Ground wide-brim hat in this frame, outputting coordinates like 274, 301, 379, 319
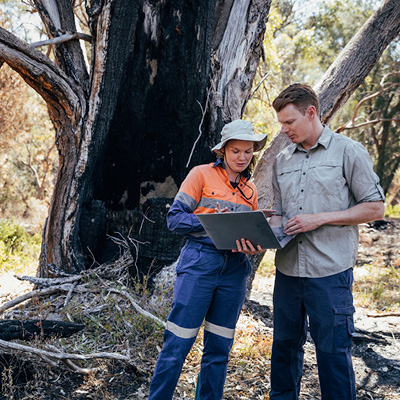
212, 119, 268, 155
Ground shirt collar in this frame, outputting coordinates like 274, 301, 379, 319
288, 125, 332, 155
213, 157, 251, 179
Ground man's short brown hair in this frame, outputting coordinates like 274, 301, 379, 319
272, 83, 320, 117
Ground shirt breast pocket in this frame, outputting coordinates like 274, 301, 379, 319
277, 166, 303, 202
308, 161, 344, 197
201, 186, 228, 210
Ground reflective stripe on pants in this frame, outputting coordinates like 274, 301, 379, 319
148, 241, 250, 400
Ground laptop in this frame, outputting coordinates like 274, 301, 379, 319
197, 210, 295, 250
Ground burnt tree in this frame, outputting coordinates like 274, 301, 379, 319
0, 0, 399, 281
0, 0, 271, 276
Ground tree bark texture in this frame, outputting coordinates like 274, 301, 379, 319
0, 0, 270, 275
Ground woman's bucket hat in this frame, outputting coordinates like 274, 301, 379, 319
212, 119, 268, 155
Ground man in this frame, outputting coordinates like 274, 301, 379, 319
268, 83, 385, 399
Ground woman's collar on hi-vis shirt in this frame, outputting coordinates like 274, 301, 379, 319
213, 158, 251, 179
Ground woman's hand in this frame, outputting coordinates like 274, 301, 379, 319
262, 209, 276, 218
232, 238, 264, 255
215, 202, 228, 213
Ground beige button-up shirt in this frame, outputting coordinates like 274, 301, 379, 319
272, 126, 385, 278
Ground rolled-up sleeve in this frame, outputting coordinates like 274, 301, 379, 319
343, 142, 385, 204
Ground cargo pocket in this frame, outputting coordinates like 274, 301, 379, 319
333, 305, 355, 352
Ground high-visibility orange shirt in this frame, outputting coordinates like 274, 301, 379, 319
167, 159, 258, 245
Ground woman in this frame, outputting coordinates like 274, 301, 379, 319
148, 119, 267, 400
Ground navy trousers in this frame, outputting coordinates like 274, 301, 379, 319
270, 268, 356, 400
148, 241, 251, 400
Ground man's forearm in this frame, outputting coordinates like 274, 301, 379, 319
283, 201, 385, 235
318, 201, 385, 226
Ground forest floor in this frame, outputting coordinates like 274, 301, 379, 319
0, 219, 399, 399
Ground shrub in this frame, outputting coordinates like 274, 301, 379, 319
0, 219, 41, 272
385, 204, 400, 218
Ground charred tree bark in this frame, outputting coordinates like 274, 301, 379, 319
0, 320, 85, 341
0, 0, 270, 276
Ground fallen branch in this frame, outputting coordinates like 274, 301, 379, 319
0, 320, 85, 341
16, 274, 82, 287
0, 338, 130, 362
367, 312, 400, 317
45, 344, 102, 375
108, 288, 166, 328
0, 286, 62, 314
0, 338, 141, 373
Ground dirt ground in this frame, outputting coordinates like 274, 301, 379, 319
0, 219, 399, 399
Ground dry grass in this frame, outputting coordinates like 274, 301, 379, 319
354, 263, 400, 312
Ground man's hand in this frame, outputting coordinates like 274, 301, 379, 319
284, 214, 322, 235
232, 238, 264, 255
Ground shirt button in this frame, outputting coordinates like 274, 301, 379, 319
301, 189, 304, 192
232, 192, 235, 195
299, 207, 302, 210
306, 155, 310, 159
303, 172, 306, 175
299, 240, 303, 244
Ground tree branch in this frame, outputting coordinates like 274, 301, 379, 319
31, 31, 92, 48
0, 338, 132, 364
315, 0, 400, 123
337, 118, 400, 132
0, 26, 84, 120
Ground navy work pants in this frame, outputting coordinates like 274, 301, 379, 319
270, 268, 356, 400
148, 241, 251, 400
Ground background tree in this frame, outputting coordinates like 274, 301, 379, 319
250, 0, 400, 208
0, 11, 56, 233
337, 71, 400, 197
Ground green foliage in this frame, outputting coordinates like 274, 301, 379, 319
385, 204, 400, 218
0, 219, 41, 272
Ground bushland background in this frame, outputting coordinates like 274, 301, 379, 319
0, 0, 399, 399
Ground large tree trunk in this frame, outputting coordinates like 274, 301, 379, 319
0, 0, 270, 276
